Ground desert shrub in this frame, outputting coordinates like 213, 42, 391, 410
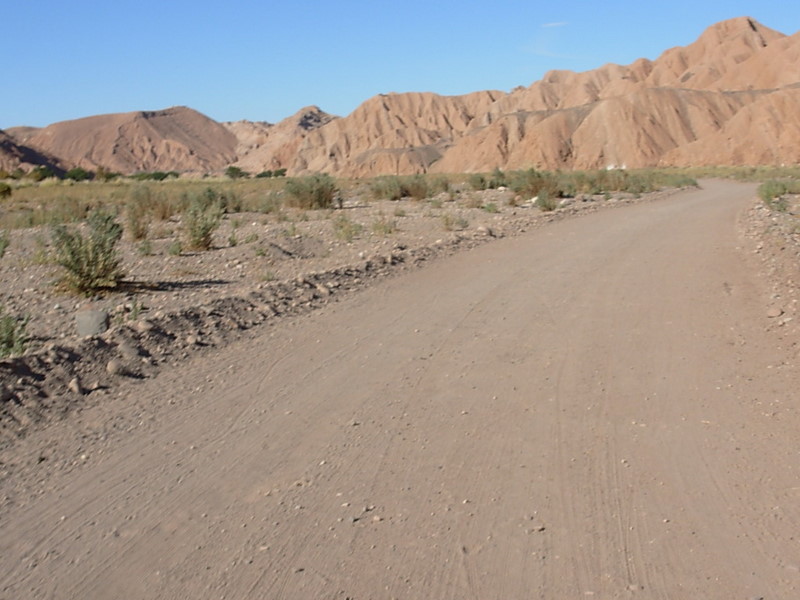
51, 210, 124, 294
758, 180, 793, 211
274, 168, 287, 177
183, 195, 223, 250
332, 214, 363, 242
125, 195, 150, 241
256, 170, 274, 178
168, 240, 183, 256
0, 306, 28, 358
370, 176, 404, 201
131, 171, 179, 181
285, 174, 338, 209
488, 168, 507, 189
468, 173, 488, 191
225, 166, 249, 179
65, 167, 92, 182
429, 175, 451, 195
138, 239, 154, 256
94, 166, 119, 182
508, 168, 561, 199
403, 175, 429, 201
371, 215, 397, 236
370, 175, 431, 201
482, 202, 499, 213
28, 166, 56, 182
441, 213, 468, 231
535, 189, 559, 211
0, 182, 10, 199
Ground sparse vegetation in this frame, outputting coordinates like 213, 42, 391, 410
51, 210, 124, 294
0, 182, 12, 199
332, 214, 363, 242
758, 180, 800, 212
183, 194, 223, 250
65, 167, 92, 182
285, 174, 338, 209
442, 213, 469, 231
225, 166, 249, 179
0, 306, 28, 358
370, 175, 431, 201
535, 190, 559, 212
371, 215, 397, 236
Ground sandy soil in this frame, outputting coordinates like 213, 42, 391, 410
2, 180, 800, 598
0, 186, 670, 443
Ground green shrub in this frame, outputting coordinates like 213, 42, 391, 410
468, 173, 488, 191
225, 166, 249, 179
535, 189, 559, 212
482, 202, 499, 213
0, 306, 28, 358
285, 174, 338, 209
51, 210, 124, 294
28, 166, 55, 182
65, 167, 92, 182
168, 240, 183, 256
0, 182, 11, 199
759, 180, 789, 209
184, 196, 223, 250
125, 196, 150, 241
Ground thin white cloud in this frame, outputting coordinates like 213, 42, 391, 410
542, 22, 568, 28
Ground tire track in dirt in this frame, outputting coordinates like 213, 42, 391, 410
2, 180, 800, 599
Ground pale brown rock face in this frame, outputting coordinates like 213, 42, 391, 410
5, 17, 800, 176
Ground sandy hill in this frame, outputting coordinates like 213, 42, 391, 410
6, 17, 800, 176
10, 106, 238, 174
0, 129, 64, 174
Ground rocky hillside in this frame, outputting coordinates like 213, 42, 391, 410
5, 17, 800, 176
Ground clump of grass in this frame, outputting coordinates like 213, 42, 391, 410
372, 215, 397, 236
51, 210, 124, 295
168, 240, 183, 256
442, 213, 469, 231
284, 174, 338, 209
243, 232, 259, 244
0, 306, 28, 358
332, 214, 363, 242
482, 202, 499, 213
0, 230, 9, 258
138, 239, 154, 256
0, 182, 11, 199
535, 190, 559, 212
758, 180, 800, 211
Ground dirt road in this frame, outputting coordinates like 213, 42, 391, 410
2, 180, 798, 599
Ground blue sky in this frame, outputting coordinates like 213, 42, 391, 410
3, 1, 799, 129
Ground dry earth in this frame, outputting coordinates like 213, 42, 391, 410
1, 180, 800, 598
0, 186, 670, 444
